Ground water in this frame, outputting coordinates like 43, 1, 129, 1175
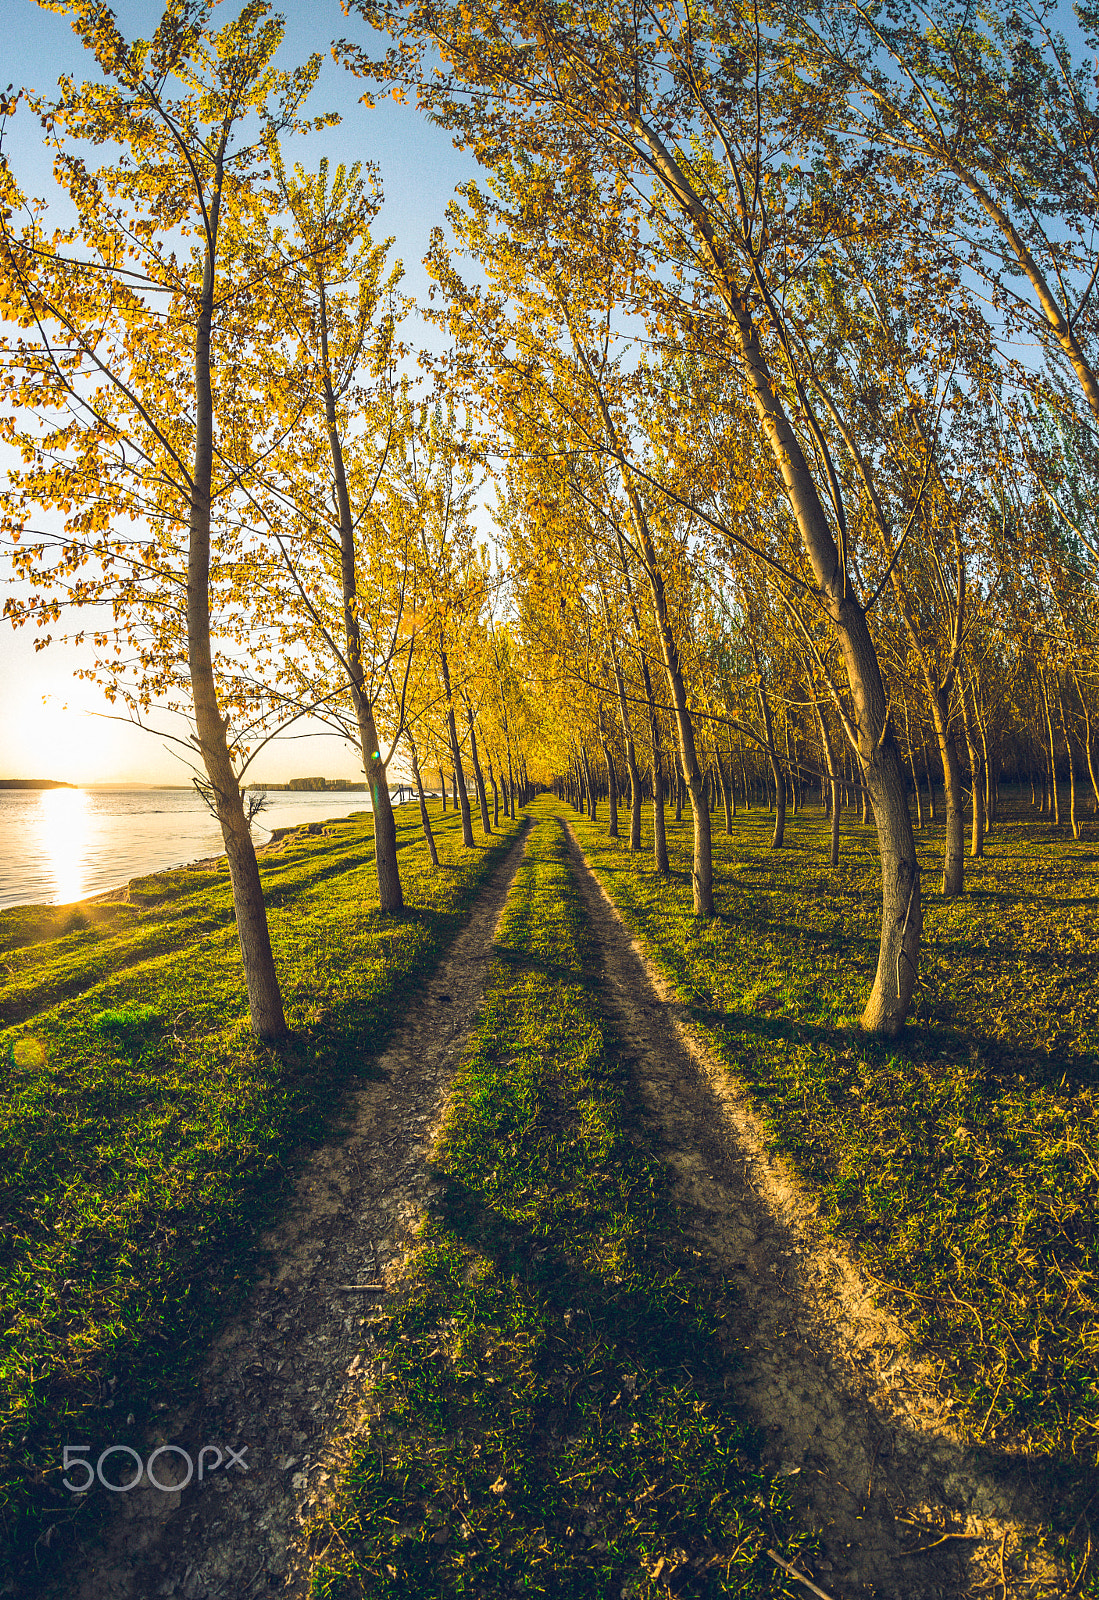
0, 787, 388, 910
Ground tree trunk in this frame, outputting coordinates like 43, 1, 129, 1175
625, 126, 916, 1025
581, 745, 598, 824
407, 727, 439, 867
439, 766, 447, 810
358, 698, 403, 907
758, 677, 786, 849
922, 740, 936, 822
1072, 668, 1099, 813
925, 682, 964, 896
607, 463, 710, 908
606, 627, 642, 849
488, 755, 500, 828
319, 288, 402, 914
960, 676, 985, 858
1041, 670, 1060, 826
785, 720, 798, 815
599, 704, 619, 838
464, 701, 492, 834
636, 650, 668, 873
813, 697, 841, 868
715, 745, 734, 834
439, 649, 474, 846
189, 219, 285, 1041
972, 678, 994, 827
1057, 679, 1080, 840
902, 697, 923, 828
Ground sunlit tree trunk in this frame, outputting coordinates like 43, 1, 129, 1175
581, 744, 598, 823
406, 726, 439, 867
488, 754, 500, 827
628, 120, 914, 1026
928, 686, 964, 895
599, 704, 619, 838
604, 607, 642, 849
960, 675, 985, 858
1072, 668, 1099, 812
464, 700, 492, 834
757, 675, 786, 849
638, 649, 668, 873
439, 648, 474, 846
190, 197, 286, 1041
813, 696, 841, 868
1057, 679, 1080, 840
715, 745, 734, 834
317, 285, 402, 913
902, 695, 923, 829
1040, 670, 1060, 827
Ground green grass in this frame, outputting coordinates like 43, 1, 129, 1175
569, 793, 1099, 1589
308, 805, 797, 1600
0, 802, 518, 1590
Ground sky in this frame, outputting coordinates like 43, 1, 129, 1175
0, 0, 481, 785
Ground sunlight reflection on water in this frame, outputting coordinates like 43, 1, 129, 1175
37, 787, 91, 904
0, 787, 385, 911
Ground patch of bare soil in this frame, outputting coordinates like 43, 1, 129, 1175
563, 821, 1064, 1600
66, 823, 530, 1600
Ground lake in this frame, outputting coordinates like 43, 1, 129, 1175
0, 787, 395, 910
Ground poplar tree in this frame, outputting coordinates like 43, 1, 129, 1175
1, 0, 334, 1039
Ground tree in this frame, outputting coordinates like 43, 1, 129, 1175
1, 0, 334, 1039
255, 153, 410, 909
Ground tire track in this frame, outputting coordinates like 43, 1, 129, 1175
70, 822, 531, 1600
563, 818, 1061, 1600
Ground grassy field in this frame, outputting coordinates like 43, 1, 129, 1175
308, 809, 798, 1600
569, 793, 1099, 1589
0, 802, 518, 1590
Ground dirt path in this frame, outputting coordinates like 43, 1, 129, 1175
71, 822, 530, 1600
562, 821, 1061, 1600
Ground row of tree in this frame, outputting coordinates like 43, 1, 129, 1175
354, 0, 1099, 1035
4, 0, 1099, 1042
0, 2, 536, 1042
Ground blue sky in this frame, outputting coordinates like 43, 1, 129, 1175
0, 0, 481, 784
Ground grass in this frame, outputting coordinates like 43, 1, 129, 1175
0, 802, 518, 1591
569, 792, 1099, 1590
308, 806, 799, 1600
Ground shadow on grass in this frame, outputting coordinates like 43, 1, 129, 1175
685, 996, 1099, 1089
430, 1168, 737, 1369
491, 943, 596, 990
3, 824, 526, 1595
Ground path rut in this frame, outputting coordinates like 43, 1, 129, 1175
68, 823, 530, 1600
563, 819, 1062, 1600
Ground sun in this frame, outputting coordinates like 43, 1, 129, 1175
16, 696, 116, 784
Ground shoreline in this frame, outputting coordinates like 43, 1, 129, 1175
50, 812, 378, 913
0, 793, 421, 918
